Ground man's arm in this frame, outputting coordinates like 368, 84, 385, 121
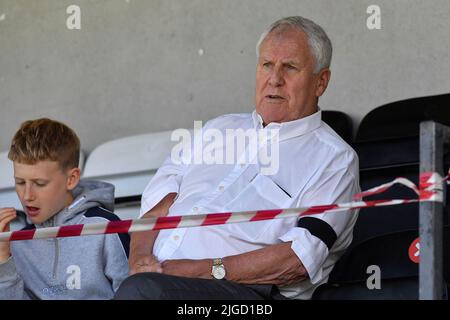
161, 242, 308, 286
128, 192, 177, 275
161, 151, 359, 286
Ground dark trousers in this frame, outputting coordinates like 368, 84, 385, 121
114, 272, 288, 300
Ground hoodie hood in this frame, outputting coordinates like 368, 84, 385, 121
32, 179, 115, 228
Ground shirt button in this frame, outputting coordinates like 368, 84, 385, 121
173, 235, 180, 241
219, 185, 225, 192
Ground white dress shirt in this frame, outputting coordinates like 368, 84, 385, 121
140, 109, 360, 299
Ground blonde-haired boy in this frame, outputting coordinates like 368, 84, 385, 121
0, 118, 129, 299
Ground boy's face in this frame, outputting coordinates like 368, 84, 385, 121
13, 160, 80, 224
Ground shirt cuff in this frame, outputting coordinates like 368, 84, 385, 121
279, 227, 328, 284
139, 176, 180, 217
0, 256, 18, 282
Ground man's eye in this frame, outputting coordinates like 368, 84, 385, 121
35, 182, 47, 187
15, 181, 25, 185
286, 65, 297, 70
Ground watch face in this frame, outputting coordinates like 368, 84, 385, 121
213, 266, 226, 279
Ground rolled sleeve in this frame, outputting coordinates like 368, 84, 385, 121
140, 175, 181, 217
139, 157, 185, 217
279, 149, 360, 284
279, 227, 328, 284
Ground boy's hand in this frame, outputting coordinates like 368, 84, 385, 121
0, 208, 16, 263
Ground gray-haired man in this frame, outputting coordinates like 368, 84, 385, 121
115, 16, 359, 300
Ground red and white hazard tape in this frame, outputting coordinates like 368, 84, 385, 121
1, 170, 449, 242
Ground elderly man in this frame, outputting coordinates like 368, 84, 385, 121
115, 16, 360, 300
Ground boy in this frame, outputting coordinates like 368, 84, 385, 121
0, 118, 129, 299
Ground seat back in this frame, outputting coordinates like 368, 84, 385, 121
321, 110, 353, 144
356, 93, 450, 141
314, 226, 450, 299
318, 94, 450, 299
0, 151, 20, 209
82, 130, 180, 219
351, 93, 450, 244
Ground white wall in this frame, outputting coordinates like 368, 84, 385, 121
1, 0, 449, 153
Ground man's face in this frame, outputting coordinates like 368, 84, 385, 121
13, 160, 79, 224
255, 27, 330, 125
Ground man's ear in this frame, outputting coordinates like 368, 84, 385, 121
66, 167, 81, 191
315, 68, 331, 98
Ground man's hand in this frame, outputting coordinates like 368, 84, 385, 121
128, 192, 177, 275
0, 208, 16, 264
129, 253, 162, 276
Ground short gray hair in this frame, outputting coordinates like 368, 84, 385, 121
256, 16, 332, 74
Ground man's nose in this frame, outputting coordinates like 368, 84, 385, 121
268, 67, 285, 87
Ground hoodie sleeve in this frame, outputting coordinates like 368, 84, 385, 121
0, 256, 30, 300
103, 233, 130, 293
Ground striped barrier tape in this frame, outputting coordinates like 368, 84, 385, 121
1, 170, 449, 242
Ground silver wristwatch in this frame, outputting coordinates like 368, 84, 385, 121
211, 258, 226, 280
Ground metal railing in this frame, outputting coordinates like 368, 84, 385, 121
419, 121, 450, 300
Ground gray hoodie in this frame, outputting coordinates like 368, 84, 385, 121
0, 180, 129, 300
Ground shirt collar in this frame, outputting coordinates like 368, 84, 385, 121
251, 108, 322, 141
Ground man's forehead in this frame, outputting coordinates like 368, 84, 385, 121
266, 25, 308, 44
259, 35, 310, 63
270, 24, 304, 38
260, 28, 309, 54
259, 53, 302, 65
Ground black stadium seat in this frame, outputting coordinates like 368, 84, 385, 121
313, 93, 450, 299
351, 93, 450, 244
313, 229, 420, 299
355, 93, 450, 141
321, 110, 354, 144
313, 225, 450, 300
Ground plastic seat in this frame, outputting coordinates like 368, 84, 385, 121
321, 110, 353, 144
318, 94, 450, 299
313, 230, 419, 300
0, 151, 20, 209
313, 225, 450, 300
82, 130, 180, 219
350, 93, 450, 243
355, 93, 450, 141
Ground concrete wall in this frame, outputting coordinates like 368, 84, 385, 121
1, 0, 449, 153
